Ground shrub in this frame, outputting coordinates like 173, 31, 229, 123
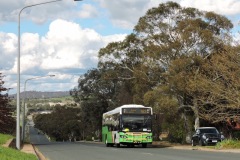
216, 139, 240, 149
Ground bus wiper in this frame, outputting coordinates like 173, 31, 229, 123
143, 116, 150, 126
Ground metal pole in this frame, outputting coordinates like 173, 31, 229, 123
21, 75, 55, 143
21, 79, 27, 143
17, 9, 21, 150
17, 0, 62, 150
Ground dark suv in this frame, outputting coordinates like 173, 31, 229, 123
191, 127, 224, 146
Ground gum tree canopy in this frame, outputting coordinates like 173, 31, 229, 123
98, 1, 238, 129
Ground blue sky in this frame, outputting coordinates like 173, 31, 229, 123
0, 0, 240, 95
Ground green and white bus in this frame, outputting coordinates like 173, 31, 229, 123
102, 104, 153, 148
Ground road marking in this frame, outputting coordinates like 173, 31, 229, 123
141, 152, 153, 156
111, 148, 118, 151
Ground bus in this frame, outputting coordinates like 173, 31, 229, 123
102, 104, 153, 148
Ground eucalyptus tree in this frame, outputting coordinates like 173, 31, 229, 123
70, 69, 116, 138
98, 1, 236, 141
99, 1, 233, 103
34, 107, 82, 141
134, 1, 234, 129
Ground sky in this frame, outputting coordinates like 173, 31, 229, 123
0, 0, 240, 95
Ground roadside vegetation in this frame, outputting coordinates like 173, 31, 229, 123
216, 140, 240, 149
0, 73, 15, 134
33, 106, 83, 141
0, 134, 37, 160
70, 1, 240, 143
2, 1, 240, 147
34, 2, 240, 144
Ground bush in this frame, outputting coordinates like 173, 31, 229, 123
216, 139, 240, 149
232, 131, 240, 139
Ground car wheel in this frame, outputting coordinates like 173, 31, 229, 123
191, 140, 196, 146
199, 139, 205, 146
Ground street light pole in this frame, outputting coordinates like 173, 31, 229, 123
21, 75, 55, 143
17, 0, 82, 149
17, 0, 62, 150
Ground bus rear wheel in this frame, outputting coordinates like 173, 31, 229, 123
116, 143, 120, 148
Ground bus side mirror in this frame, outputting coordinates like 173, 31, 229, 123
154, 114, 158, 120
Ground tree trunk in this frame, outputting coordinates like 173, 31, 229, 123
192, 101, 200, 130
182, 112, 192, 143
194, 116, 200, 130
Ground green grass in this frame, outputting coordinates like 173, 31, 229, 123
216, 139, 240, 149
0, 146, 37, 160
0, 134, 37, 160
0, 134, 13, 145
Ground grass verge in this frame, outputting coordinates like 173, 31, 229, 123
0, 134, 13, 145
0, 133, 37, 160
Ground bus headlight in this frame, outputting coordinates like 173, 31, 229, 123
146, 136, 152, 139
120, 135, 128, 139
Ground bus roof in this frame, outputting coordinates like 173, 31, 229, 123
103, 104, 152, 116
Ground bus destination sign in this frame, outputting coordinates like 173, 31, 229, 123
122, 108, 151, 114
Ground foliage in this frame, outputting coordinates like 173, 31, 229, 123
71, 1, 240, 143
70, 69, 113, 139
166, 118, 186, 143
166, 46, 240, 124
0, 73, 15, 134
80, 100, 107, 139
216, 139, 240, 149
34, 106, 82, 141
232, 131, 240, 139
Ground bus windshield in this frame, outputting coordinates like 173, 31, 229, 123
121, 115, 152, 132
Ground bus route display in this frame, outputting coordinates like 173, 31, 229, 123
122, 108, 151, 114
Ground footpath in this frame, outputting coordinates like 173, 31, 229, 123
21, 143, 46, 160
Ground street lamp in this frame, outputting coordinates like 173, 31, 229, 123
21, 75, 55, 143
17, 0, 83, 150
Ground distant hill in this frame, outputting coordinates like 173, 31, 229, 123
10, 91, 70, 99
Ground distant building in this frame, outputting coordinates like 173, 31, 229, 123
39, 110, 52, 114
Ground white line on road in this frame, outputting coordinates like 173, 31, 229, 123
141, 152, 153, 156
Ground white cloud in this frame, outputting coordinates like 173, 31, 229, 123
97, 0, 152, 29
0, 32, 17, 54
0, 32, 17, 72
180, 0, 240, 15
39, 19, 127, 70
1, 0, 240, 95
78, 4, 99, 18
22, 33, 40, 54
0, 0, 94, 24
1, 19, 126, 94
95, 0, 240, 29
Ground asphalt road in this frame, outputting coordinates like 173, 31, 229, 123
29, 126, 240, 160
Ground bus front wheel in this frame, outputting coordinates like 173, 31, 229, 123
142, 143, 147, 148
105, 137, 110, 147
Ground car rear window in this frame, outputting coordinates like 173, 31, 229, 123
200, 128, 218, 134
